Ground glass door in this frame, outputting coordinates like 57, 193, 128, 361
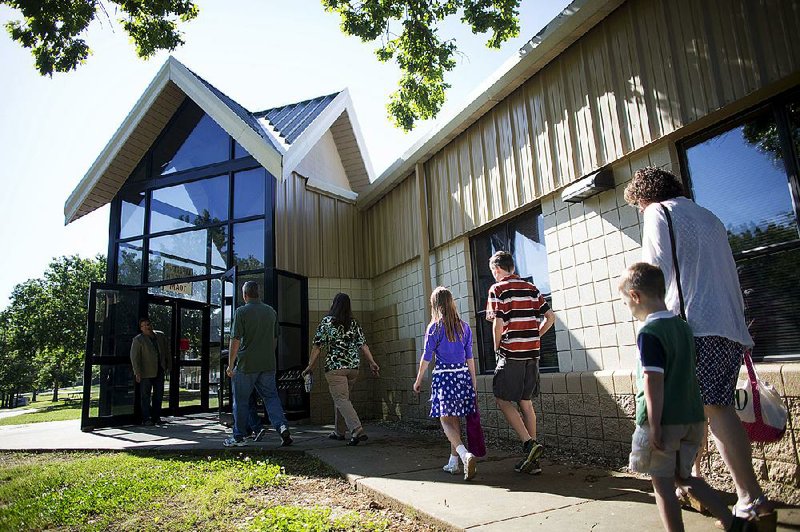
270, 269, 309, 420
81, 283, 146, 431
218, 267, 237, 425
172, 300, 209, 414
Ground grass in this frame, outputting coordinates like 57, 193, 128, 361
2, 387, 220, 426
0, 400, 82, 426
0, 451, 391, 531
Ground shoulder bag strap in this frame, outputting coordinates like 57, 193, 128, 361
660, 203, 686, 320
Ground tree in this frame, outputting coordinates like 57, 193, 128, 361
0, 287, 43, 407
323, 0, 521, 130
36, 255, 107, 400
2, 0, 198, 76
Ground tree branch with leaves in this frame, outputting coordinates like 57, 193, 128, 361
2, 0, 198, 76
323, 0, 521, 130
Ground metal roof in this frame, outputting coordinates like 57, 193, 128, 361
255, 93, 339, 145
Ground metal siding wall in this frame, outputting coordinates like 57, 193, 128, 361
363, 176, 419, 276
410, 0, 800, 250
275, 173, 367, 278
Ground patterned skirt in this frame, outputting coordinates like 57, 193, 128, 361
429, 362, 477, 418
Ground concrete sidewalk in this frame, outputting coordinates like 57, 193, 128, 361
0, 415, 796, 531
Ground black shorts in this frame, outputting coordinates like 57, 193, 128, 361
493, 357, 540, 402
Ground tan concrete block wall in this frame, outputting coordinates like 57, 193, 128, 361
542, 142, 675, 373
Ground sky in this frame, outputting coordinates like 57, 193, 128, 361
0, 0, 571, 308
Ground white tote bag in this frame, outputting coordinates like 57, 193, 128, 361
734, 350, 787, 443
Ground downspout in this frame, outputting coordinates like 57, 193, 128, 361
415, 163, 433, 324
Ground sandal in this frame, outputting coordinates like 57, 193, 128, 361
328, 432, 345, 441
734, 496, 778, 532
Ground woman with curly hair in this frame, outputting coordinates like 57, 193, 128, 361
625, 166, 775, 525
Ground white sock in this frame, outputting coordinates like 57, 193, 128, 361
456, 444, 469, 462
447, 454, 459, 468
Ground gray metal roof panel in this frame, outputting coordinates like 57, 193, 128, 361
255, 92, 339, 145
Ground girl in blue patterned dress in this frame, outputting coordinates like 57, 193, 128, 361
413, 286, 478, 480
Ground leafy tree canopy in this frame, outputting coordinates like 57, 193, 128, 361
322, 0, 521, 130
2, 0, 198, 76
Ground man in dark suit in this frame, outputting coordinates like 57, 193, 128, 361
130, 317, 171, 425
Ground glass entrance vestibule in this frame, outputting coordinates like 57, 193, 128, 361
80, 101, 309, 430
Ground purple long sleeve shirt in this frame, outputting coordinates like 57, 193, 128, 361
422, 321, 473, 364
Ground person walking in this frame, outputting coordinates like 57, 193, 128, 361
413, 286, 478, 481
302, 293, 379, 446
223, 281, 292, 447
486, 250, 555, 475
130, 317, 171, 426
620, 263, 746, 532
625, 166, 775, 524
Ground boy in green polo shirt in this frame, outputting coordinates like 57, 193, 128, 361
620, 263, 748, 531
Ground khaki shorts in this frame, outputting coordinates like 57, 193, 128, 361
629, 422, 704, 478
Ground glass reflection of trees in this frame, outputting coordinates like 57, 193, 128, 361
684, 95, 800, 359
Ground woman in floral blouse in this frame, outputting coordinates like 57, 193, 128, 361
303, 293, 380, 445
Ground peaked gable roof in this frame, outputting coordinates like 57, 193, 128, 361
65, 57, 375, 224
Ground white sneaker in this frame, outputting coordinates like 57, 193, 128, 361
462, 452, 477, 481
442, 462, 460, 475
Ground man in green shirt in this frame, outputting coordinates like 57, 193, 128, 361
223, 281, 291, 447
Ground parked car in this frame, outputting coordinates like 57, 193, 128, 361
14, 396, 29, 407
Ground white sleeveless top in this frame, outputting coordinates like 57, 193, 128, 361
641, 197, 753, 347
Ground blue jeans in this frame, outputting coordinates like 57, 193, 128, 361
140, 368, 164, 422
231, 370, 288, 439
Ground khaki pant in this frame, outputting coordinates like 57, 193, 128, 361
325, 368, 362, 435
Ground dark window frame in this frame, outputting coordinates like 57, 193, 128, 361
678, 88, 800, 362
468, 206, 557, 374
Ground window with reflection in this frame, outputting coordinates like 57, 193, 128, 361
470, 208, 556, 373
117, 240, 143, 285
151, 102, 229, 176
119, 191, 145, 239
232, 219, 265, 271
149, 229, 226, 281
683, 93, 800, 360
150, 175, 229, 233
233, 168, 266, 219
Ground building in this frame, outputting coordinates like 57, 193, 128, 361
66, 0, 799, 501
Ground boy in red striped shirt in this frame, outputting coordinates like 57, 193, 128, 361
487, 251, 555, 474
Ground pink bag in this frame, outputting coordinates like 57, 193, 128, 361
466, 398, 486, 457
735, 350, 787, 443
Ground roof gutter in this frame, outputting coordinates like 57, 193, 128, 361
356, 0, 623, 210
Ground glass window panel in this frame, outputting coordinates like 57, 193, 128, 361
91, 289, 141, 357
148, 281, 208, 304
152, 103, 229, 176
233, 168, 266, 219
233, 219, 265, 271
234, 141, 249, 159
149, 230, 209, 281
209, 225, 229, 275
179, 308, 203, 361
278, 275, 302, 324
119, 191, 145, 239
469, 209, 556, 373
150, 175, 229, 233
178, 366, 204, 407
510, 213, 551, 294
740, 248, 800, 359
278, 326, 302, 369
117, 240, 143, 285
89, 364, 135, 418
686, 111, 799, 253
